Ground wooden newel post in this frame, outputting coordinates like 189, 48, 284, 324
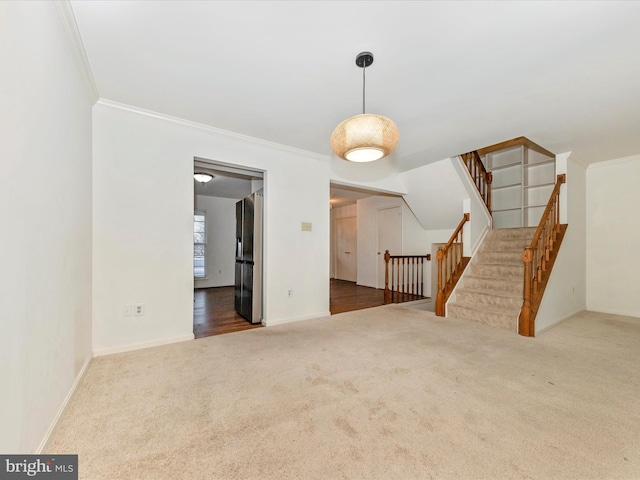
519, 247, 534, 337
383, 250, 391, 304
435, 248, 445, 316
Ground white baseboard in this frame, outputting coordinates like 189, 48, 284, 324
36, 357, 92, 454
536, 309, 586, 336
263, 311, 331, 327
585, 306, 640, 319
93, 333, 195, 357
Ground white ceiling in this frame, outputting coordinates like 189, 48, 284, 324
71, 1, 640, 171
193, 161, 263, 199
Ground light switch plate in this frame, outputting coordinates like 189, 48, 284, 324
301, 222, 312, 232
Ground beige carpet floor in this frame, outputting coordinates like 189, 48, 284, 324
47, 307, 640, 479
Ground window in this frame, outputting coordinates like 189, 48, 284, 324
194, 212, 206, 278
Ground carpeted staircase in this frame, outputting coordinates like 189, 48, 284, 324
447, 227, 536, 331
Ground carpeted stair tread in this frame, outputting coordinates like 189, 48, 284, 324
449, 300, 519, 315
481, 241, 530, 250
447, 303, 517, 331
467, 263, 523, 278
475, 251, 522, 263
456, 289, 522, 310
486, 227, 536, 239
465, 271, 522, 279
463, 278, 522, 296
456, 287, 521, 300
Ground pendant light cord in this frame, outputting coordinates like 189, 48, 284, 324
362, 63, 366, 114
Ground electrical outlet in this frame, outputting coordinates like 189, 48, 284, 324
287, 289, 293, 298
122, 305, 132, 317
134, 303, 145, 316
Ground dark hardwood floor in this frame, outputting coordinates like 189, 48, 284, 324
329, 279, 385, 314
193, 287, 262, 339
194, 280, 419, 339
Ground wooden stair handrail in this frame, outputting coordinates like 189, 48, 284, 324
443, 213, 470, 251
476, 136, 555, 158
527, 174, 565, 249
519, 174, 566, 337
460, 151, 492, 213
435, 213, 471, 316
384, 252, 430, 304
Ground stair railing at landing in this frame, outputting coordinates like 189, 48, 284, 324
383, 252, 431, 304
460, 151, 492, 213
519, 174, 567, 336
435, 213, 471, 316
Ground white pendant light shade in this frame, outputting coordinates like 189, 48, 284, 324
331, 113, 399, 162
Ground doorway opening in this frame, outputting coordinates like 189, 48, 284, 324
329, 183, 405, 314
193, 158, 265, 338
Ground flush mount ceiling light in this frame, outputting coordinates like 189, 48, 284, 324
194, 172, 214, 184
331, 51, 399, 162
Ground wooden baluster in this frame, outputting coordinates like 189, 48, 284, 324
412, 257, 416, 296
384, 250, 391, 304
446, 250, 450, 291
394, 258, 397, 300
391, 258, 395, 303
418, 258, 422, 297
436, 248, 444, 316
547, 214, 553, 252
487, 172, 492, 213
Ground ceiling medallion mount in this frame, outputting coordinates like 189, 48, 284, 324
331, 51, 399, 163
355, 51, 373, 68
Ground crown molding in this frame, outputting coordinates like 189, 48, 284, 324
54, 0, 99, 104
96, 99, 330, 161
588, 153, 640, 170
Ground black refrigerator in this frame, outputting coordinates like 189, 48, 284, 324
235, 192, 263, 323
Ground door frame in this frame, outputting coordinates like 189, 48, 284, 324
193, 157, 267, 329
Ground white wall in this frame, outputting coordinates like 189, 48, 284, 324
425, 229, 458, 298
399, 158, 469, 231
194, 195, 238, 288
586, 155, 640, 318
92, 101, 333, 351
355, 196, 428, 289
535, 154, 587, 333
330, 155, 408, 196
0, 2, 93, 452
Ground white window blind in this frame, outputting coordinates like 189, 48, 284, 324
194, 212, 206, 278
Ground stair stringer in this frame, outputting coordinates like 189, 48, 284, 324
444, 225, 491, 310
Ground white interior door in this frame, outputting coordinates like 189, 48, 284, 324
377, 206, 402, 289
335, 216, 357, 282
